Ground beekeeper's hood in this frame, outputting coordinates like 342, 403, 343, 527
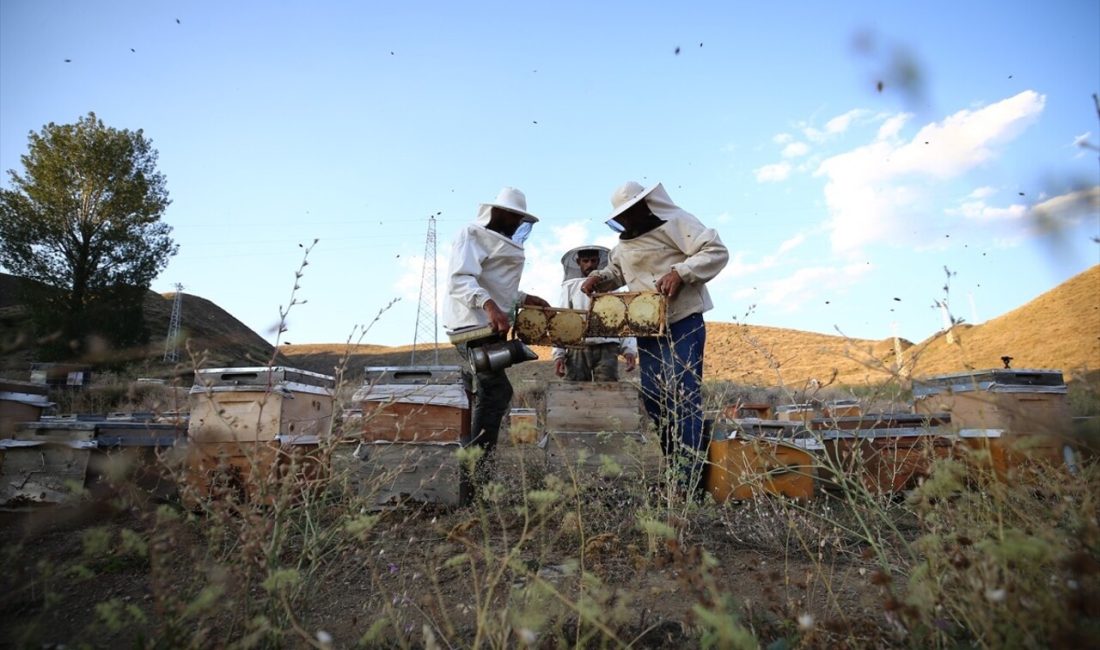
604, 181, 687, 234
475, 187, 540, 245
560, 245, 610, 281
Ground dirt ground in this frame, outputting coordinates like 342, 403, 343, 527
0, 444, 897, 649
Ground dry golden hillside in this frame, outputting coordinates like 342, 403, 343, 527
901, 264, 1100, 379
277, 265, 1099, 388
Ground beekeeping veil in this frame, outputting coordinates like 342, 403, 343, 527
560, 245, 610, 281
605, 181, 686, 235
475, 187, 539, 245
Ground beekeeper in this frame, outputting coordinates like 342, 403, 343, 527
580, 182, 729, 496
444, 187, 550, 483
552, 245, 637, 381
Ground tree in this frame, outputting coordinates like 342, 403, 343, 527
0, 112, 177, 358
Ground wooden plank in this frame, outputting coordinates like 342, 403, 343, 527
360, 402, 468, 443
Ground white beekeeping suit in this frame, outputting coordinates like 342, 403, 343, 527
551, 245, 637, 362
443, 190, 536, 332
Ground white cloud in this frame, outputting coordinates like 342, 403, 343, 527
815, 90, 1046, 253
755, 162, 792, 183
1071, 131, 1091, 147
947, 200, 1027, 221
773, 133, 794, 144
777, 233, 806, 254
876, 113, 911, 140
758, 263, 873, 311
825, 109, 868, 134
782, 142, 810, 158
967, 186, 996, 200
722, 233, 808, 279
802, 126, 826, 143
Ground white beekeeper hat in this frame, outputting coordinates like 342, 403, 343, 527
479, 187, 539, 224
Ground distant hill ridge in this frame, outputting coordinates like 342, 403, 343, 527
2, 265, 1096, 386
283, 265, 1100, 386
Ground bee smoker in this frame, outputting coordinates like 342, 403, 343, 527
446, 325, 539, 373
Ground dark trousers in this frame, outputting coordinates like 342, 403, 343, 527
565, 342, 620, 382
637, 313, 706, 490
456, 339, 513, 482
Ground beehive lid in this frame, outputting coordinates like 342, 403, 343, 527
913, 369, 1066, 397
191, 366, 335, 394
362, 366, 463, 385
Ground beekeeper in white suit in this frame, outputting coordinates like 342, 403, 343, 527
552, 245, 637, 381
580, 181, 728, 497
444, 187, 550, 483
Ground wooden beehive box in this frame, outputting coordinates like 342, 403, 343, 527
0, 421, 97, 505
508, 408, 538, 444
185, 367, 334, 503
586, 292, 666, 337
542, 381, 659, 478
776, 404, 817, 423
544, 381, 644, 434
706, 435, 816, 502
814, 414, 953, 493
514, 308, 589, 347
354, 366, 469, 443
352, 442, 470, 507
188, 367, 335, 443
0, 380, 51, 438
913, 369, 1072, 476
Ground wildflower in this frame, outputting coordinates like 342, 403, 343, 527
985, 588, 1006, 603
797, 613, 814, 630
517, 628, 539, 644
316, 630, 333, 647
388, 563, 398, 574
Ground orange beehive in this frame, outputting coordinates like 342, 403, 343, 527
813, 414, 953, 493
706, 434, 816, 502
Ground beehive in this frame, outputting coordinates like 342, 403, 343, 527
542, 381, 659, 478
0, 379, 51, 438
776, 404, 816, 423
352, 366, 471, 507
813, 414, 954, 493
913, 369, 1072, 478
706, 434, 816, 502
508, 408, 538, 444
185, 367, 334, 503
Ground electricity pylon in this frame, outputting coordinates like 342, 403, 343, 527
163, 283, 184, 363
411, 216, 439, 364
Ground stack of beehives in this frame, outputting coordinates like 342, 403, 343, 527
185, 366, 334, 503
351, 366, 471, 507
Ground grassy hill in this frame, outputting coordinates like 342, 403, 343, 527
0, 274, 285, 376
3, 265, 1096, 388
281, 265, 1100, 389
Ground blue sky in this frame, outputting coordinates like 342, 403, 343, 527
2, 1, 1097, 349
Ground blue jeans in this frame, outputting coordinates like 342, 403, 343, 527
637, 313, 706, 488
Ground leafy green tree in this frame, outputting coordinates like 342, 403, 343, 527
0, 112, 177, 358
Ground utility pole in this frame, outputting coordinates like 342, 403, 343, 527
411, 216, 439, 364
163, 283, 184, 363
